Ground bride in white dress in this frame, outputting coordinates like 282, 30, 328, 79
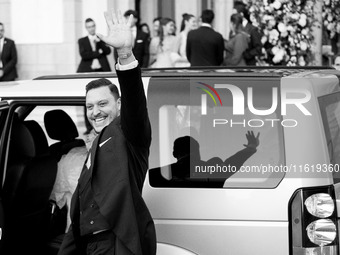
149, 18, 181, 68
175, 13, 197, 67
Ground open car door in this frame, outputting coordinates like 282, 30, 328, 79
0, 100, 10, 252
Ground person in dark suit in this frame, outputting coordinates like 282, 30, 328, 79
233, 1, 263, 66
77, 18, 111, 73
113, 10, 149, 68
186, 9, 224, 66
58, 10, 156, 255
0, 22, 18, 81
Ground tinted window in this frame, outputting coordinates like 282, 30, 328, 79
148, 78, 285, 188
319, 92, 340, 183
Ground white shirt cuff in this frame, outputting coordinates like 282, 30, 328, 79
115, 60, 139, 71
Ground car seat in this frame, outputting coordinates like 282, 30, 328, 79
3, 118, 58, 254
44, 109, 85, 161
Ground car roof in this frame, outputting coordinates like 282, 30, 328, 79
35, 66, 334, 79
0, 67, 337, 99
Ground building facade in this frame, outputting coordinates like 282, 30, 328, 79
0, 0, 234, 80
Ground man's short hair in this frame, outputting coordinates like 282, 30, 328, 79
201, 9, 214, 24
0, 22, 3, 27
153, 17, 162, 23
124, 10, 138, 19
85, 78, 120, 99
233, 1, 250, 21
85, 18, 94, 24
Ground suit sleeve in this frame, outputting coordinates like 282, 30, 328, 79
217, 35, 225, 66
3, 41, 17, 75
243, 27, 262, 61
78, 39, 101, 61
97, 41, 111, 55
116, 65, 151, 148
142, 33, 150, 68
186, 32, 192, 63
224, 34, 248, 65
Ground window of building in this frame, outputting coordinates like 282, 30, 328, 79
11, 0, 63, 44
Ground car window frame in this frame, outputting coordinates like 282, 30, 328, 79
0, 97, 85, 186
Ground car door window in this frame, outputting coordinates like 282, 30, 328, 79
148, 78, 285, 188
319, 92, 340, 183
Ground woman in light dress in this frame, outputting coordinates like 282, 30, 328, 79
175, 13, 197, 67
149, 18, 180, 68
223, 13, 250, 66
50, 129, 97, 231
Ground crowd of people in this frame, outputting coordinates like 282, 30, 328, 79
77, 2, 265, 71
2, 1, 340, 82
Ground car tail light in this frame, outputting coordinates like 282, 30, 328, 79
306, 219, 337, 246
289, 186, 338, 255
305, 194, 334, 218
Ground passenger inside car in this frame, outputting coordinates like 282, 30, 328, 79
47, 112, 97, 232
44, 109, 86, 161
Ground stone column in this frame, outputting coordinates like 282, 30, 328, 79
0, 0, 12, 36
109, 0, 135, 13
213, 0, 233, 39
175, 0, 200, 31
140, 0, 158, 36
61, 0, 83, 74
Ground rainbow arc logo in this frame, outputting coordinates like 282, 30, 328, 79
197, 82, 222, 115
197, 82, 223, 106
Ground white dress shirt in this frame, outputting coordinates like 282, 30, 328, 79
0, 37, 4, 68
116, 59, 138, 71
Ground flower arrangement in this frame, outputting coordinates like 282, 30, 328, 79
323, 0, 340, 40
245, 0, 317, 66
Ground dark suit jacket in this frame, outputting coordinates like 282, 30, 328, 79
58, 66, 156, 255
133, 30, 150, 68
243, 22, 263, 66
186, 26, 224, 66
114, 29, 150, 68
0, 38, 17, 81
77, 36, 111, 73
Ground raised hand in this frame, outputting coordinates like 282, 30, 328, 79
243, 131, 260, 150
97, 10, 133, 51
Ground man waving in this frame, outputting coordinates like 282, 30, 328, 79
58, 10, 156, 255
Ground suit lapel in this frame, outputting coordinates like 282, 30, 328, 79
85, 37, 93, 51
89, 132, 100, 173
1, 39, 8, 60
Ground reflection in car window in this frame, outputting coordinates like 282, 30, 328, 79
159, 105, 281, 168
148, 78, 285, 188
319, 92, 340, 183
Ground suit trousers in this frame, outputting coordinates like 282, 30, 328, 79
81, 230, 115, 255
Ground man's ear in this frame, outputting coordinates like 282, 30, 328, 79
117, 98, 122, 111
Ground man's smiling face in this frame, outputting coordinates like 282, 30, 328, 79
86, 86, 121, 133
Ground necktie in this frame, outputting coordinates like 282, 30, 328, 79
90, 37, 96, 51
